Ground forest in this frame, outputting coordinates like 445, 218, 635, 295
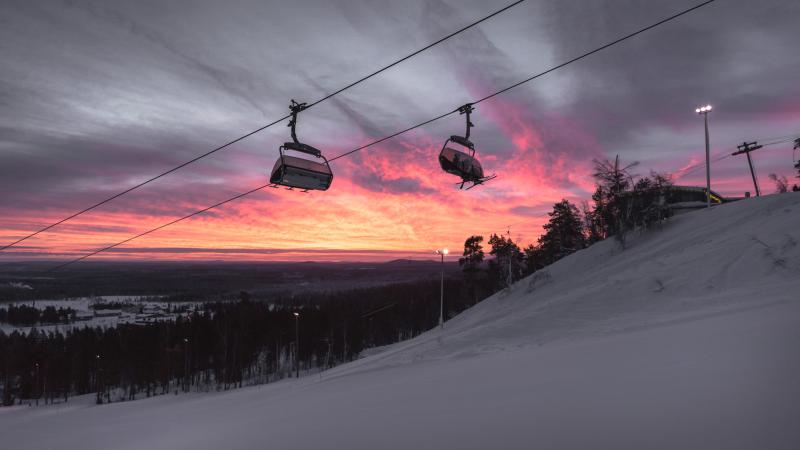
0, 278, 483, 406
0, 305, 75, 326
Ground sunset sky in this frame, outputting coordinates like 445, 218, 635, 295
1, 0, 799, 263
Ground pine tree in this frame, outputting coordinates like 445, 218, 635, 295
536, 200, 586, 266
459, 236, 484, 271
591, 155, 638, 240
522, 244, 543, 275
459, 236, 485, 304
487, 234, 523, 289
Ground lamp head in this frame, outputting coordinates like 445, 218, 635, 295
696, 104, 713, 114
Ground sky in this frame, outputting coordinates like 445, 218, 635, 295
1, 0, 799, 263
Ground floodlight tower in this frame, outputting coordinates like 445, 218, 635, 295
695, 104, 713, 208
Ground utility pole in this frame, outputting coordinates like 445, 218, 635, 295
732, 141, 764, 197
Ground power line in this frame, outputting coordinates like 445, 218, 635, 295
329, 110, 458, 162
470, 0, 717, 106
761, 137, 798, 147
1, 0, 527, 253
46, 0, 716, 270
677, 153, 732, 178
332, 0, 717, 161
304, 0, 527, 111
47, 184, 271, 272
676, 132, 799, 179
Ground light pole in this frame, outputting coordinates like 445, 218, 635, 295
95, 354, 102, 405
435, 249, 449, 329
34, 363, 40, 406
183, 338, 190, 392
695, 104, 713, 208
293, 312, 300, 378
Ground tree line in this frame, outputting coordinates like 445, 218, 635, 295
457, 157, 675, 291
0, 305, 75, 326
0, 278, 478, 406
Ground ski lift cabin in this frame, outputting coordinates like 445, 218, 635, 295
269, 100, 333, 192
270, 142, 333, 191
437, 104, 495, 189
439, 136, 486, 182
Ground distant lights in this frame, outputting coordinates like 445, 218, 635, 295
695, 104, 713, 114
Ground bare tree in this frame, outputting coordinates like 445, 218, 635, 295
591, 155, 639, 247
592, 155, 639, 195
768, 173, 789, 193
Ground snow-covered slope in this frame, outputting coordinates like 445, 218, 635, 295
326, 192, 800, 376
2, 193, 799, 450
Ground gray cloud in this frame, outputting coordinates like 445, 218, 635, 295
1, 0, 798, 251
539, 0, 800, 150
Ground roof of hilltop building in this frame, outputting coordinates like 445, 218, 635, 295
617, 185, 745, 213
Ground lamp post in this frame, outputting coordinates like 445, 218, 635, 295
95, 354, 102, 405
183, 338, 190, 392
293, 312, 300, 378
695, 104, 713, 208
435, 249, 449, 329
34, 362, 40, 406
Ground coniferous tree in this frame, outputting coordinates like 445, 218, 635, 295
581, 200, 604, 245
459, 236, 485, 304
487, 234, 523, 289
535, 200, 586, 266
625, 171, 673, 229
591, 155, 637, 241
522, 244, 544, 276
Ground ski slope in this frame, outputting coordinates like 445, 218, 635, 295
2, 193, 799, 449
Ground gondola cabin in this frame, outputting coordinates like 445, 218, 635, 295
438, 134, 495, 189
270, 142, 333, 191
437, 104, 495, 189
439, 141, 485, 182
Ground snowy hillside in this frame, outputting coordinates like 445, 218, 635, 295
2, 193, 799, 450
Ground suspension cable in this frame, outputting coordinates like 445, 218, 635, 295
46, 0, 718, 270
1, 0, 527, 252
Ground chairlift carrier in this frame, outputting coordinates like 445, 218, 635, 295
438, 104, 496, 189
269, 100, 333, 191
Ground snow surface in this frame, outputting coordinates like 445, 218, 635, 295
2, 193, 799, 449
